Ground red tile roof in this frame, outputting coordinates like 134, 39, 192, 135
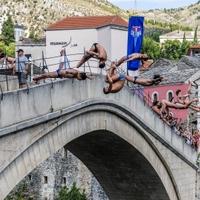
190, 44, 200, 49
47, 16, 128, 30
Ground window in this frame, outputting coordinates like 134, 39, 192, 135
63, 177, 66, 185
44, 176, 48, 184
152, 92, 159, 102
167, 91, 174, 102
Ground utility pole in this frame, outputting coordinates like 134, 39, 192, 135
134, 0, 137, 11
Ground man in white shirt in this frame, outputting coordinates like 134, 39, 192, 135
58, 48, 70, 70
15, 49, 29, 88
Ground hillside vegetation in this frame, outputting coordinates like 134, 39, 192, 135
135, 1, 200, 29
0, 0, 127, 36
0, 0, 199, 37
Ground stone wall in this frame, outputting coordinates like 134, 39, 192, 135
6, 148, 109, 200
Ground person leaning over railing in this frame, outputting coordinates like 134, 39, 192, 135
181, 127, 193, 145
175, 81, 200, 112
192, 130, 200, 151
0, 52, 15, 74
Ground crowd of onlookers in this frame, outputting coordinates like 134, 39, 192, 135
150, 99, 200, 151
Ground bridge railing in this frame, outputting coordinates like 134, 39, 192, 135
0, 51, 114, 93
0, 52, 198, 156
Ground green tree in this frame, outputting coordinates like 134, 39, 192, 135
142, 37, 161, 59
180, 40, 191, 56
160, 39, 190, 60
6, 42, 15, 57
57, 183, 87, 200
161, 40, 181, 60
1, 15, 15, 45
0, 41, 6, 52
0, 41, 15, 57
58, 187, 68, 200
5, 183, 33, 200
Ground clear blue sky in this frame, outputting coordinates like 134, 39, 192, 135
108, 0, 198, 10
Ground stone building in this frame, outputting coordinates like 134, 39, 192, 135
6, 148, 108, 200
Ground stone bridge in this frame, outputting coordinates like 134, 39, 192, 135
0, 77, 199, 200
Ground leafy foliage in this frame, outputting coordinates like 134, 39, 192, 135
142, 37, 161, 59
145, 19, 192, 32
1, 15, 15, 45
0, 41, 15, 57
5, 183, 34, 200
142, 37, 191, 60
0, 14, 15, 56
145, 27, 169, 42
160, 40, 191, 60
160, 40, 181, 60
57, 183, 87, 200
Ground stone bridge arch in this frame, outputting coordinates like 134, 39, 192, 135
0, 102, 180, 200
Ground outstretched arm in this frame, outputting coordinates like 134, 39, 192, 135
116, 56, 127, 67
125, 56, 137, 63
162, 99, 198, 110
116, 53, 148, 67
126, 53, 148, 62
126, 76, 163, 86
180, 94, 190, 98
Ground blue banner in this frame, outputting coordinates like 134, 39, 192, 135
127, 16, 144, 71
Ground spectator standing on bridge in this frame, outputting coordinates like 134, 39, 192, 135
56, 48, 70, 78
76, 43, 107, 69
15, 49, 29, 88
59, 48, 70, 69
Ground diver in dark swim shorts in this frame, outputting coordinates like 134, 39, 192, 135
76, 43, 107, 69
